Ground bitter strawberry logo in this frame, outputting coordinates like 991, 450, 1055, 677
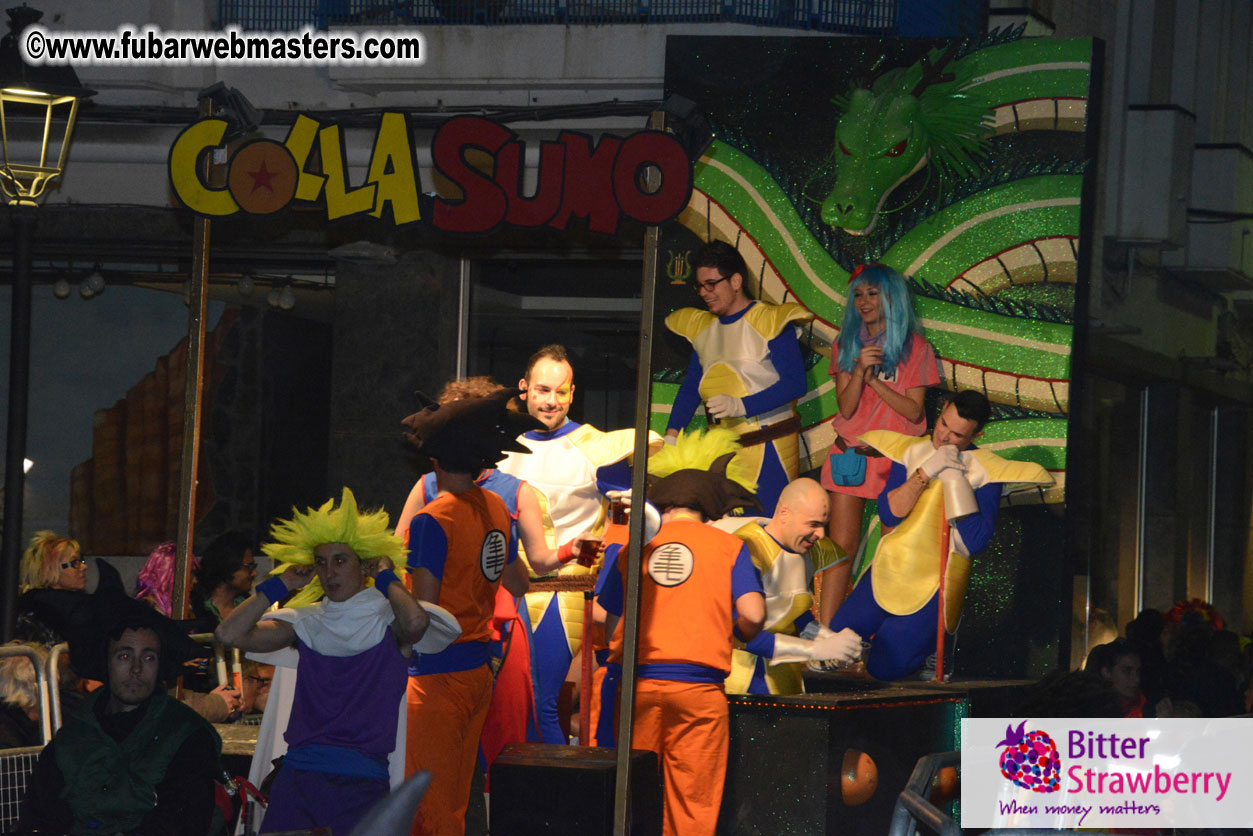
996, 721, 1061, 793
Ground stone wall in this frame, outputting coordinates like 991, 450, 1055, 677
328, 251, 462, 522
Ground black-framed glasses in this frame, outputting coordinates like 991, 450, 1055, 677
60, 557, 87, 570
240, 561, 258, 571
692, 274, 731, 293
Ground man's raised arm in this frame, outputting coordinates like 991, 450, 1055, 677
366, 555, 430, 649
214, 566, 308, 652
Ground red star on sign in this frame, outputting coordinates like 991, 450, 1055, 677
247, 160, 277, 193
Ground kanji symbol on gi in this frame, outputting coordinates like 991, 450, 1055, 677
480, 529, 508, 581
647, 542, 694, 587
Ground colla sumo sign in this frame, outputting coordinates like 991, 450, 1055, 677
168, 113, 693, 234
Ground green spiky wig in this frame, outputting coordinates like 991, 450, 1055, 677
263, 487, 406, 607
647, 428, 761, 519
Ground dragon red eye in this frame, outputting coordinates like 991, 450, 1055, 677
839, 142, 852, 156
885, 139, 908, 158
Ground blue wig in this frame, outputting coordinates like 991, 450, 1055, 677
835, 264, 921, 377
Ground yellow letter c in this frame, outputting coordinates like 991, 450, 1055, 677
168, 119, 240, 216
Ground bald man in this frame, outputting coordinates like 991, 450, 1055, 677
711, 478, 861, 695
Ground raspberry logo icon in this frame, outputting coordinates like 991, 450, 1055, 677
996, 721, 1061, 793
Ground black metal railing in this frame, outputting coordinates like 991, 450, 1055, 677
218, 0, 983, 34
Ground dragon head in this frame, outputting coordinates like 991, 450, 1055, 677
818, 44, 992, 236
821, 86, 928, 235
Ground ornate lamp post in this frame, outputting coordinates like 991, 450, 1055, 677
0, 5, 94, 640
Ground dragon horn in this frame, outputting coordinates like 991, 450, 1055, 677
910, 41, 962, 98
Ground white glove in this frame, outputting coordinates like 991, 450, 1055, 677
705, 395, 746, 420
799, 620, 835, 642
771, 628, 862, 664
663, 433, 677, 446
809, 628, 862, 664
920, 444, 963, 478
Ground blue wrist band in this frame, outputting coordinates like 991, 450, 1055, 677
257, 576, 289, 605
374, 568, 400, 597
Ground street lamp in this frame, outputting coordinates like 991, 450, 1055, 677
0, 5, 94, 641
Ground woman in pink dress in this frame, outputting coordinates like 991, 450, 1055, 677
818, 264, 938, 624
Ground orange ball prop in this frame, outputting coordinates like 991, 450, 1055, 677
929, 766, 959, 805
840, 749, 878, 806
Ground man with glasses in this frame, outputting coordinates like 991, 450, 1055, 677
665, 240, 812, 514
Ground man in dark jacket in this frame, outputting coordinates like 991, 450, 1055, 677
20, 602, 221, 836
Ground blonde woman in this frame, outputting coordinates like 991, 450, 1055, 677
19, 531, 86, 594
16, 532, 91, 646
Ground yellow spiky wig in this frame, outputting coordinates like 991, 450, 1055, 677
647, 428, 760, 519
647, 427, 757, 491
263, 487, 405, 607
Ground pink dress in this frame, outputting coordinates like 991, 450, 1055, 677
820, 331, 939, 498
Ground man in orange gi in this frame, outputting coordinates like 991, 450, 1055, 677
596, 428, 766, 836
401, 388, 537, 836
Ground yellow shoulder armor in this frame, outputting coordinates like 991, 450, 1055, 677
664, 307, 717, 342
858, 429, 928, 465
569, 425, 661, 467
744, 301, 813, 339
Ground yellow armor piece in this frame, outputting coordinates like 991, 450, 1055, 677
664, 302, 812, 345
523, 589, 588, 657
725, 648, 804, 695
808, 536, 850, 574
700, 363, 750, 401
858, 430, 1053, 631
566, 424, 643, 475
557, 590, 587, 655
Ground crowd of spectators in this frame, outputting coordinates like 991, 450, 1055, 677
1059, 603, 1251, 719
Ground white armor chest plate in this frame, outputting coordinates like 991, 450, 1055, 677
710, 517, 810, 631
692, 317, 782, 399
498, 433, 603, 547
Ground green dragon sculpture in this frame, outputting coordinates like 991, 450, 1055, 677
653, 31, 1095, 516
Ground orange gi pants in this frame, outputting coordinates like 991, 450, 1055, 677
632, 678, 729, 836
589, 665, 608, 746
406, 665, 493, 836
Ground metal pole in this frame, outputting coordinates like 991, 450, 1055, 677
1, 205, 37, 641
612, 109, 665, 836
171, 97, 215, 621
456, 257, 471, 378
